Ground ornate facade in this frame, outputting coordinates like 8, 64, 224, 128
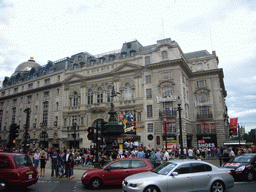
0, 38, 229, 150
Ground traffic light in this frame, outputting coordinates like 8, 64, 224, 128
8, 123, 19, 148
87, 127, 94, 140
13, 125, 19, 138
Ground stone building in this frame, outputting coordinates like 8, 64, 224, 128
0, 37, 229, 150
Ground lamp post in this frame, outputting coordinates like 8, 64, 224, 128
177, 97, 184, 159
23, 104, 30, 154
238, 123, 241, 148
163, 116, 167, 150
73, 119, 77, 149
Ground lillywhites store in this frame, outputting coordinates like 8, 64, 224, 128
197, 135, 217, 148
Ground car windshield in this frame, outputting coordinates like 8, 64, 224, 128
230, 155, 254, 163
152, 162, 177, 175
14, 155, 32, 166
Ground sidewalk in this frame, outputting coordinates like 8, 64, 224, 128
36, 157, 222, 181
37, 162, 93, 181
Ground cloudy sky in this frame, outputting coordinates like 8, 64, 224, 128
0, 0, 255, 132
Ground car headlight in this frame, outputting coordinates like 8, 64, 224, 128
236, 166, 245, 172
82, 173, 87, 178
129, 182, 143, 187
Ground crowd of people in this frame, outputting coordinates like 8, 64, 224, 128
3, 142, 256, 179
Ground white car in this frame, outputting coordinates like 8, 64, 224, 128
122, 159, 234, 192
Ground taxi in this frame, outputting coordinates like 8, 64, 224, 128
0, 152, 38, 189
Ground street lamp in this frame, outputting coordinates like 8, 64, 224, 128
163, 116, 167, 150
23, 103, 30, 154
177, 96, 184, 159
73, 119, 77, 149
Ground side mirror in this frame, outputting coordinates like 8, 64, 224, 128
171, 172, 178, 176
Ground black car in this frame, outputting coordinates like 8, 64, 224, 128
224, 153, 256, 181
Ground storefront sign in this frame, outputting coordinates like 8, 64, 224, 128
197, 135, 217, 148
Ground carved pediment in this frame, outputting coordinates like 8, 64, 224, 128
111, 62, 143, 73
63, 74, 86, 84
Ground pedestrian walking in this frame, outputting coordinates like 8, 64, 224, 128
69, 156, 74, 180
155, 149, 162, 168
162, 149, 169, 161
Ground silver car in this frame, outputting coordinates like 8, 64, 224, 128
122, 160, 234, 192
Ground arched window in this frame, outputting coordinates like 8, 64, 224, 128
73, 91, 78, 106
87, 89, 93, 104
161, 51, 168, 60
162, 85, 172, 97
124, 83, 132, 100
97, 87, 103, 103
198, 92, 208, 103
107, 86, 113, 103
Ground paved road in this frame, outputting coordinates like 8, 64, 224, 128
1, 180, 256, 192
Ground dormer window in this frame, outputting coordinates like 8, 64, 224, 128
130, 50, 136, 57
73, 64, 78, 69
90, 60, 96, 65
121, 52, 127, 59
109, 55, 115, 61
127, 43, 132, 49
99, 57, 105, 63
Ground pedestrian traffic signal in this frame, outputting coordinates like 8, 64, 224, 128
87, 127, 94, 140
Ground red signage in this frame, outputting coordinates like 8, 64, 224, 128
198, 140, 205, 144
119, 113, 124, 121
229, 118, 238, 135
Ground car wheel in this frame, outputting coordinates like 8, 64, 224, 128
247, 171, 254, 182
143, 186, 160, 192
90, 178, 102, 190
211, 181, 224, 192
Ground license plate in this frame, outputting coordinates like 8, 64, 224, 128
29, 174, 32, 179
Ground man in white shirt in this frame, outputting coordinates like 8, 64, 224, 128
162, 149, 169, 161
188, 148, 194, 159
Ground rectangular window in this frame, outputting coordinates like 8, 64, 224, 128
146, 89, 152, 99
163, 72, 171, 80
161, 51, 168, 59
196, 124, 202, 133
147, 105, 153, 117
210, 123, 216, 133
197, 80, 207, 87
58, 75, 60, 81
28, 83, 33, 89
197, 63, 203, 70
44, 91, 49, 97
22, 86, 24, 90
12, 107, 16, 124
0, 110, 3, 131
56, 102, 59, 110
45, 78, 50, 84
43, 101, 48, 126
145, 75, 151, 84
145, 56, 150, 65
14, 88, 18, 93
1, 91, 5, 96
13, 99, 17, 105
148, 123, 153, 132
57, 89, 59, 94
27, 95, 32, 100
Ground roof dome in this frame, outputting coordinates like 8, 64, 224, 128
14, 57, 41, 73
